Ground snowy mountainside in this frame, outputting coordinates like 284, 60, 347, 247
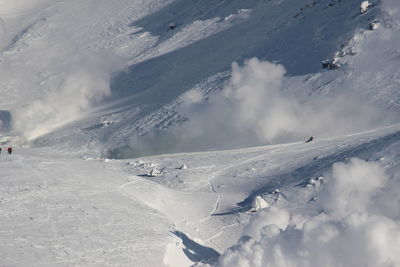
1, 0, 385, 153
1, 0, 400, 266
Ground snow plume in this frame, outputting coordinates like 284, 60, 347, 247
123, 57, 389, 157
12, 52, 116, 141
179, 58, 294, 145
179, 58, 386, 145
214, 158, 400, 267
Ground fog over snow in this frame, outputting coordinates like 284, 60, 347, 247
0, 0, 400, 266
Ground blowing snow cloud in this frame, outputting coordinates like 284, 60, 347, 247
215, 158, 400, 267
124, 56, 391, 157
11, 51, 116, 141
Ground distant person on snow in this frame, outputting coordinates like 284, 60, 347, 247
305, 136, 314, 143
7, 147, 12, 154
0, 147, 1, 154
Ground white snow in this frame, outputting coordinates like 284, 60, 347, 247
250, 196, 269, 212
216, 157, 400, 267
1, 0, 400, 266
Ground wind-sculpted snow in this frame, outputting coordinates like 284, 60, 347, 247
214, 158, 400, 267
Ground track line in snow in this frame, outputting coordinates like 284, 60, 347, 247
199, 195, 222, 223
198, 144, 290, 192
116, 177, 141, 191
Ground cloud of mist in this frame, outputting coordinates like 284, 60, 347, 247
11, 50, 120, 141
187, 58, 389, 143
0, 1, 126, 143
214, 158, 400, 267
124, 56, 391, 157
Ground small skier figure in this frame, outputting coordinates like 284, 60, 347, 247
7, 147, 12, 155
305, 136, 314, 143
0, 147, 2, 154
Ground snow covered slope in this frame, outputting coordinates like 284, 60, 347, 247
0, 0, 387, 151
1, 0, 400, 266
2, 125, 400, 266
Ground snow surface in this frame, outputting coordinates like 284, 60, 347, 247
1, 0, 400, 266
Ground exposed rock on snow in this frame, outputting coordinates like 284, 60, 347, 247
322, 58, 340, 69
1, 0, 400, 266
169, 23, 176, 30
360, 1, 371, 14
307, 176, 325, 187
369, 21, 379, 30
179, 164, 188, 170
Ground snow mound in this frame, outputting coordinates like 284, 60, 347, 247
250, 196, 269, 212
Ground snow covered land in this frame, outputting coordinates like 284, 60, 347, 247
1, 0, 400, 266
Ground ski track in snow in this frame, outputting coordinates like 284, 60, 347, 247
1, 126, 400, 266
1, 0, 400, 266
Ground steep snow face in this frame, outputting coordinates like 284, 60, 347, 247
101, 0, 385, 155
114, 56, 395, 158
0, 0, 172, 142
101, 0, 400, 158
2, 0, 383, 152
107, 0, 400, 158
